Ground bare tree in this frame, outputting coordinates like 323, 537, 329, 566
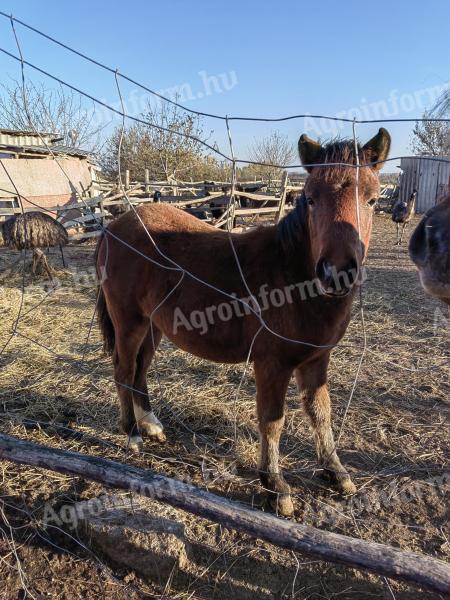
0, 81, 105, 152
101, 98, 218, 181
411, 110, 450, 156
248, 132, 296, 185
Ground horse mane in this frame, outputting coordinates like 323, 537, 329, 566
318, 138, 370, 181
277, 193, 307, 254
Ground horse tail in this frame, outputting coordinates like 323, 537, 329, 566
95, 234, 115, 355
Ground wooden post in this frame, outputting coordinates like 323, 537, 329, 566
98, 194, 105, 227
124, 170, 131, 212
0, 433, 449, 594
275, 171, 288, 223
145, 169, 150, 195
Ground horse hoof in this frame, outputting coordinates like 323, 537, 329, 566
140, 424, 166, 443
152, 431, 167, 443
128, 435, 143, 454
267, 494, 295, 517
338, 478, 357, 495
139, 412, 166, 443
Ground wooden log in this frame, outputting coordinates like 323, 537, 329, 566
0, 433, 448, 594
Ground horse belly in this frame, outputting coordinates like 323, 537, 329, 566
152, 311, 252, 364
159, 328, 249, 363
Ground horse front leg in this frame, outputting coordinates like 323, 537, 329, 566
254, 361, 294, 517
295, 355, 356, 495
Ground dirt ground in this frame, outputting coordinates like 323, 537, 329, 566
0, 213, 448, 600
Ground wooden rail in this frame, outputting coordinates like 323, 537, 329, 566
0, 177, 395, 239
0, 433, 448, 594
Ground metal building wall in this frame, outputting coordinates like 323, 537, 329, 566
399, 156, 450, 213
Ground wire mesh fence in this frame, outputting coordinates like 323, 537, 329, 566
0, 11, 449, 599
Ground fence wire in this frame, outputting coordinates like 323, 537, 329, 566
0, 12, 448, 526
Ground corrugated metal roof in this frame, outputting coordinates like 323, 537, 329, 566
0, 128, 60, 137
0, 129, 63, 147
0, 143, 93, 159
51, 144, 92, 158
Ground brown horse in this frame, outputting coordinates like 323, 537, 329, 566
409, 194, 450, 304
96, 128, 391, 516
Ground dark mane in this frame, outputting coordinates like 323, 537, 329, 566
317, 138, 370, 181
277, 193, 307, 254
320, 138, 362, 162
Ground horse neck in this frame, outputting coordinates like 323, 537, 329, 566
274, 206, 315, 281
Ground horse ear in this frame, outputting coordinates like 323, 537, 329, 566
298, 134, 323, 173
362, 127, 391, 170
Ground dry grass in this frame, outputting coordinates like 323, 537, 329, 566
0, 214, 448, 599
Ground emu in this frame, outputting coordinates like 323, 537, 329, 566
0, 211, 68, 279
392, 188, 417, 245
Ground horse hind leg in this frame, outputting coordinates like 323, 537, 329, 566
112, 315, 149, 453
132, 324, 165, 443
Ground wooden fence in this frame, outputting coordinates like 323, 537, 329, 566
0, 172, 303, 240
0, 172, 397, 241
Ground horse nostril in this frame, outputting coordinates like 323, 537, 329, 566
344, 258, 359, 285
316, 258, 333, 285
316, 257, 359, 293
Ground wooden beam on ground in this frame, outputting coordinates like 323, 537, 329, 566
0, 433, 448, 594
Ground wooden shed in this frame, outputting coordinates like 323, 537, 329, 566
398, 155, 450, 213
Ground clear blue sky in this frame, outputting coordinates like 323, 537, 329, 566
0, 0, 449, 170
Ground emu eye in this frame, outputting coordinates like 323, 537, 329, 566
367, 198, 377, 207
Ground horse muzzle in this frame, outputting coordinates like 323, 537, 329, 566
316, 256, 359, 297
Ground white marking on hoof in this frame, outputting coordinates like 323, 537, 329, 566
134, 407, 166, 441
128, 435, 143, 453
340, 479, 357, 495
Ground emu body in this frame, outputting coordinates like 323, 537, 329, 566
0, 211, 68, 278
96, 129, 391, 515
392, 189, 417, 245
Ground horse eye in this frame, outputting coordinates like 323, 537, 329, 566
367, 198, 377, 207
307, 198, 314, 206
